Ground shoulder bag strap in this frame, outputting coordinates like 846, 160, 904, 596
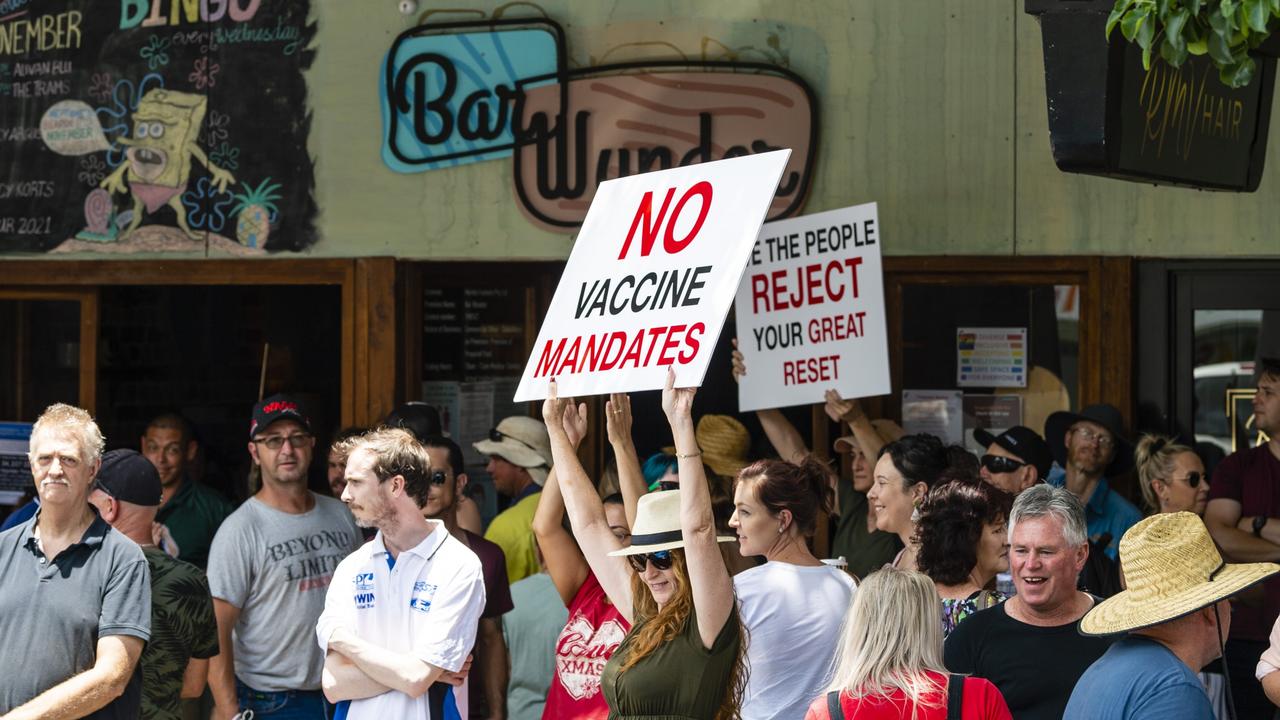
826, 690, 845, 720
947, 674, 965, 720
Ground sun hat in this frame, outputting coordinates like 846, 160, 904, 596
607, 490, 735, 556
973, 425, 1054, 479
1080, 511, 1280, 635
473, 416, 552, 473
834, 419, 906, 454
663, 414, 751, 478
1044, 403, 1134, 476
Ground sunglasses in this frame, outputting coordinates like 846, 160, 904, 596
429, 469, 450, 485
981, 454, 1028, 474
1173, 471, 1207, 489
626, 550, 673, 573
489, 428, 539, 453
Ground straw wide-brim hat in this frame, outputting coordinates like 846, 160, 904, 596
663, 414, 751, 478
1080, 511, 1280, 635
607, 490, 735, 556
834, 419, 906, 454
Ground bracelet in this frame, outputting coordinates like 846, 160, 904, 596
676, 450, 702, 459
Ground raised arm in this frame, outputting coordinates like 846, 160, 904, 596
733, 338, 808, 463
606, 393, 648, 528
543, 385, 636, 621
532, 464, 592, 606
662, 368, 736, 650
824, 391, 885, 460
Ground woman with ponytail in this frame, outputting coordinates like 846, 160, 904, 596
543, 371, 746, 720
729, 457, 857, 719
1134, 434, 1208, 516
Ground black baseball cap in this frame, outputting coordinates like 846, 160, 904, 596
249, 393, 312, 439
385, 402, 442, 442
973, 425, 1053, 479
95, 449, 163, 506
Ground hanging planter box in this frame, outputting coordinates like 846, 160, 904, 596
1025, 0, 1279, 191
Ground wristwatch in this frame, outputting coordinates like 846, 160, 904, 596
1254, 515, 1267, 538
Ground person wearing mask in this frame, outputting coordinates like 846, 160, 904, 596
730, 457, 857, 719
545, 372, 746, 719
944, 485, 1117, 720
867, 434, 954, 571
805, 567, 1011, 720
916, 479, 1014, 636
531, 393, 643, 720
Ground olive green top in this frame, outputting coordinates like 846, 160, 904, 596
601, 604, 741, 720
831, 489, 901, 580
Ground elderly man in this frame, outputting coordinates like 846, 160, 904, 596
0, 404, 151, 718
207, 394, 363, 720
1044, 404, 1142, 560
975, 426, 1053, 496
89, 449, 219, 720
945, 484, 1116, 720
1064, 512, 1279, 718
474, 416, 552, 584
318, 428, 486, 720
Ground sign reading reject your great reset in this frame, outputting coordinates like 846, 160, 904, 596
513, 150, 791, 401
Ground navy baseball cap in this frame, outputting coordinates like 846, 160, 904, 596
973, 425, 1053, 479
95, 449, 163, 506
249, 393, 311, 439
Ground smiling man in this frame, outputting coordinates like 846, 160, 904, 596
0, 404, 151, 719
142, 412, 233, 568
205, 394, 362, 720
945, 484, 1116, 720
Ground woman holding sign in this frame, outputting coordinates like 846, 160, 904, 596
543, 372, 746, 720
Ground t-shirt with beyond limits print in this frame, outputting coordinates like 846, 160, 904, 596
207, 494, 362, 692
543, 572, 631, 720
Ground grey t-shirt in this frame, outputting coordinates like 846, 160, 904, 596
503, 572, 569, 720
0, 511, 151, 717
207, 494, 361, 691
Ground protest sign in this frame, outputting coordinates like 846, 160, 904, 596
513, 150, 791, 401
733, 202, 889, 411
0, 423, 33, 506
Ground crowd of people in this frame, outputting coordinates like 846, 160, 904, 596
3, 355, 1280, 720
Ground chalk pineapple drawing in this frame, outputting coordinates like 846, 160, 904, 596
231, 178, 282, 248
99, 89, 235, 239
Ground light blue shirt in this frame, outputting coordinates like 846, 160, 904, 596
1047, 466, 1142, 560
1064, 636, 1213, 719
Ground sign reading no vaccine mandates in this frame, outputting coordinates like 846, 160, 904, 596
513, 150, 791, 401
734, 203, 889, 411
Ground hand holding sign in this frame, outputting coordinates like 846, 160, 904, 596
514, 150, 791, 401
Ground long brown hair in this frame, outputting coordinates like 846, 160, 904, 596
619, 547, 748, 720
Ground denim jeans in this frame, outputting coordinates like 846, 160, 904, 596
235, 680, 330, 719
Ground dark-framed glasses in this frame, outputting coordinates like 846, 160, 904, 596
980, 454, 1027, 474
253, 433, 312, 450
626, 550, 673, 573
489, 428, 538, 452
429, 469, 450, 485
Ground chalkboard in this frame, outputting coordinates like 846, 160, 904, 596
0, 0, 318, 253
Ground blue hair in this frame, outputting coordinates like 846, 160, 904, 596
642, 452, 678, 490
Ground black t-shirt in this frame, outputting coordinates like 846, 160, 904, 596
944, 599, 1116, 720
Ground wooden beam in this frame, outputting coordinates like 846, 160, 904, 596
353, 258, 397, 427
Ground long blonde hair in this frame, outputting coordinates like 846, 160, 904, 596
619, 548, 748, 720
825, 568, 947, 717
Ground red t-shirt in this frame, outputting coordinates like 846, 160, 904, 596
803, 673, 1011, 720
1208, 444, 1280, 641
542, 572, 631, 720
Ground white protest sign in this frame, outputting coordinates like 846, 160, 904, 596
733, 202, 889, 411
513, 150, 792, 401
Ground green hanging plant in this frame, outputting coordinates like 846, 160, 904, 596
1106, 0, 1280, 88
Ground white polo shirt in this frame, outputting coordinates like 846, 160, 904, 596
317, 521, 486, 720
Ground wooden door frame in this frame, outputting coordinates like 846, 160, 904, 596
0, 258, 396, 426
0, 287, 99, 413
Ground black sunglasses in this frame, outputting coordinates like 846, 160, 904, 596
626, 550, 673, 573
1175, 471, 1207, 489
981, 454, 1028, 474
489, 428, 539, 453
429, 469, 450, 485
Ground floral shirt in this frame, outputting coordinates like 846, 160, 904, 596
942, 590, 1007, 638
